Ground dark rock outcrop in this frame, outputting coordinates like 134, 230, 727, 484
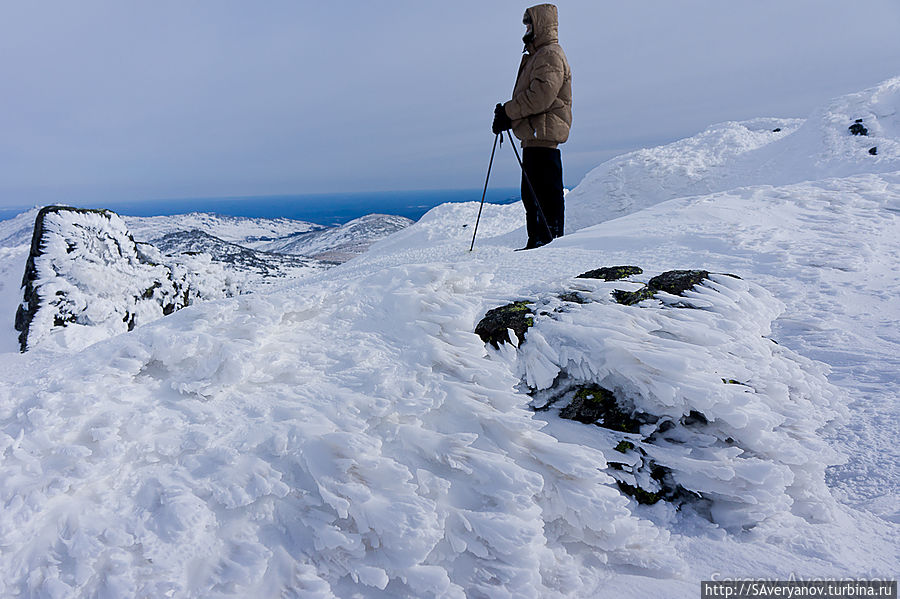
477, 265, 753, 513
559, 385, 642, 431
613, 269, 714, 305
474, 301, 534, 349
647, 269, 711, 296
612, 287, 656, 306
849, 119, 868, 136
576, 266, 643, 281
478, 269, 728, 345
554, 383, 690, 507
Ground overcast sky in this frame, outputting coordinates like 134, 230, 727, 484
2, 1, 900, 210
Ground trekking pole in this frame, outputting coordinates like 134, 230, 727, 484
469, 132, 501, 251
506, 130, 554, 243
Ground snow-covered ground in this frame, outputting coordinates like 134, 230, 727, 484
1, 78, 898, 597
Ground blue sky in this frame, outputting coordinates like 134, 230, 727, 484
1, 1, 900, 209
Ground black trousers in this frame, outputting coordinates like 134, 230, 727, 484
521, 146, 564, 246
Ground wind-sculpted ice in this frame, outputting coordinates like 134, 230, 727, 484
0, 264, 682, 597
505, 273, 846, 531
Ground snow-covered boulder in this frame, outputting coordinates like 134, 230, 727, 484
480, 267, 847, 531
15, 206, 238, 352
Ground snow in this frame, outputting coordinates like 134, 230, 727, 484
0, 209, 40, 352
1, 77, 899, 597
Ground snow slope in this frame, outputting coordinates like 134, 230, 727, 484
0, 210, 40, 352
566, 76, 900, 228
1, 78, 899, 597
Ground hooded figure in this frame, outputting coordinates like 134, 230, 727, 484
493, 3, 572, 249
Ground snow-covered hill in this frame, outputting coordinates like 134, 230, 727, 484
255, 213, 413, 261
124, 212, 326, 248
124, 212, 413, 262
149, 229, 328, 280
0, 78, 898, 597
566, 76, 900, 228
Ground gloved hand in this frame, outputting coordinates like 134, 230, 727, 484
492, 103, 512, 135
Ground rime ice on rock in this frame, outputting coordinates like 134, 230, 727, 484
481, 268, 846, 530
15, 206, 237, 352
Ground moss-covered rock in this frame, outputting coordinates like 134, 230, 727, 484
722, 378, 752, 387
615, 462, 693, 506
614, 440, 635, 453
475, 301, 534, 348
558, 291, 588, 304
576, 265, 643, 281
647, 269, 710, 296
611, 269, 712, 307
612, 286, 656, 306
616, 481, 663, 505
559, 385, 643, 432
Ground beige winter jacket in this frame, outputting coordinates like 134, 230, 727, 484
503, 4, 572, 149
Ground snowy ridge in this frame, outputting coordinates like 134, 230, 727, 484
1, 78, 899, 596
567, 76, 900, 229
149, 229, 330, 284
125, 212, 413, 263
2, 208, 413, 352
0, 208, 40, 248
565, 118, 803, 226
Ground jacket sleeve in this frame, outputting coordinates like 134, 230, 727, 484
503, 51, 565, 120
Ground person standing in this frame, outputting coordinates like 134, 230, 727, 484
493, 3, 572, 250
